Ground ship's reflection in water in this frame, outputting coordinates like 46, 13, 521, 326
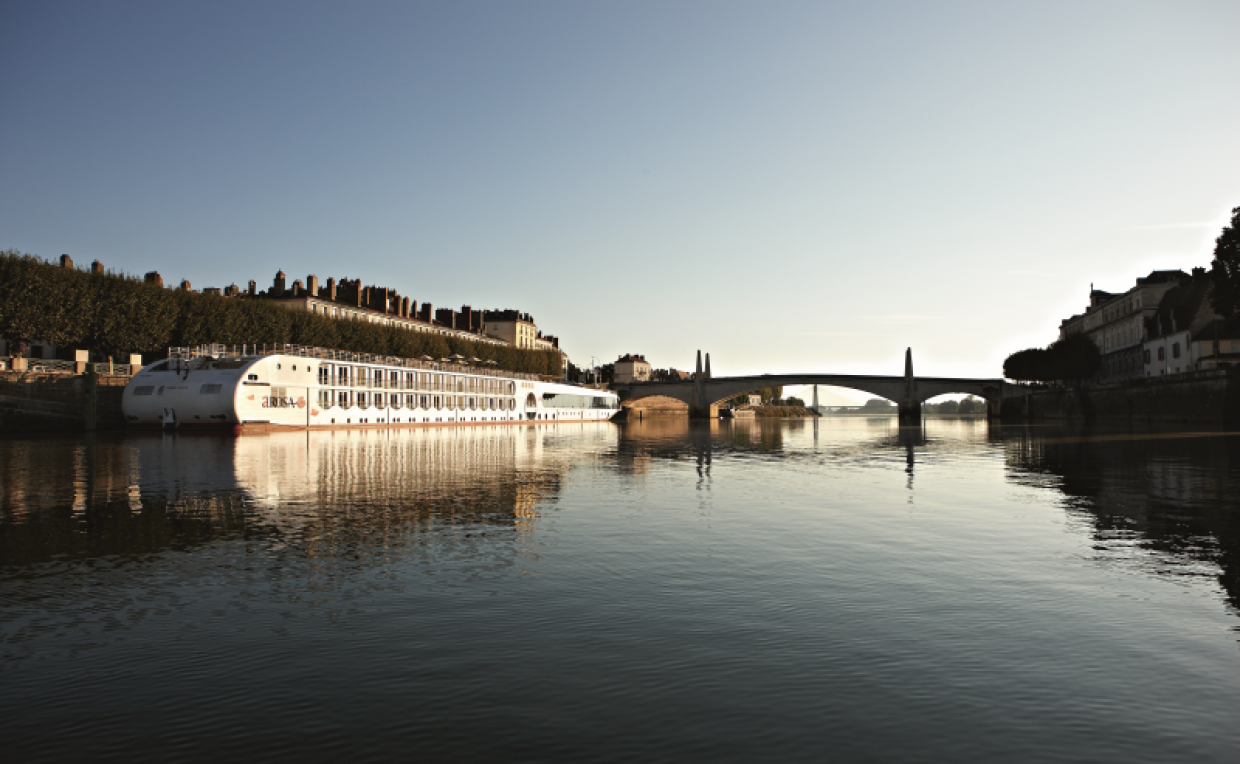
0, 425, 618, 569
1, 419, 1238, 763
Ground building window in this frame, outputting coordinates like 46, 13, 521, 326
1172, 343, 1180, 359
1157, 347, 1165, 361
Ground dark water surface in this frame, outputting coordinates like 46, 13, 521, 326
2, 419, 1237, 762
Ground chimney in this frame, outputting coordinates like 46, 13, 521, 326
248, 280, 257, 296
91, 260, 104, 274
179, 279, 192, 291
60, 254, 73, 269
327, 277, 337, 301
419, 303, 433, 322
308, 274, 319, 296
402, 297, 410, 318
292, 280, 304, 297
224, 284, 240, 297
273, 270, 286, 294
145, 272, 163, 287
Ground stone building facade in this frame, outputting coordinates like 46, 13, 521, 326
1060, 269, 1195, 381
614, 354, 652, 383
1060, 267, 1238, 380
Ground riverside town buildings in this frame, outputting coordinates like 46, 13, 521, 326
614, 354, 652, 383
1059, 267, 1240, 380
0, 257, 571, 376
234, 271, 569, 374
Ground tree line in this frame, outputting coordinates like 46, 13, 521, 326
0, 250, 565, 376
1002, 334, 1100, 384
725, 387, 784, 406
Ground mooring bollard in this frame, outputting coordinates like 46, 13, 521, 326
84, 362, 98, 431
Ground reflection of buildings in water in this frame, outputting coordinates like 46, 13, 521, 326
1003, 427, 1240, 611
0, 425, 619, 568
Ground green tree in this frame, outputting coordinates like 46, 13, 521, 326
1003, 347, 1044, 382
1209, 206, 1240, 317
1047, 334, 1100, 383
958, 396, 985, 414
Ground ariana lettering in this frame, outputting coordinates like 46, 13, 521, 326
262, 396, 307, 409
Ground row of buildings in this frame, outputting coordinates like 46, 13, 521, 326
1059, 266, 1240, 380
6, 257, 570, 375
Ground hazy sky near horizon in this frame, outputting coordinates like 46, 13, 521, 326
3, 1, 1238, 398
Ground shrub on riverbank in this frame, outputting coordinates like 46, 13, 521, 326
752, 405, 819, 418
0, 250, 563, 375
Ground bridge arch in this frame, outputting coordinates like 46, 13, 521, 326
611, 364, 1006, 421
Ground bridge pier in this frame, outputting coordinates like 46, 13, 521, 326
689, 403, 719, 420
899, 347, 920, 426
898, 400, 921, 426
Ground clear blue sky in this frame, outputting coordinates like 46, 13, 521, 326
3, 1, 1237, 396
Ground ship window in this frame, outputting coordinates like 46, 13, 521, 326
248, 374, 258, 381
276, 364, 281, 370
292, 365, 297, 371
200, 384, 222, 394
132, 386, 155, 396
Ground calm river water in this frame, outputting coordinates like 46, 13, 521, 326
1, 418, 1238, 762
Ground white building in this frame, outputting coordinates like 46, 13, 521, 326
1139, 271, 1220, 376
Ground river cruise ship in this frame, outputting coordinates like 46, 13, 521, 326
122, 344, 619, 431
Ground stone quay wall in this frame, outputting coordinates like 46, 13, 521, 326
1001, 369, 1240, 424
0, 372, 130, 431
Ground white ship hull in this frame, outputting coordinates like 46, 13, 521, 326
122, 347, 619, 431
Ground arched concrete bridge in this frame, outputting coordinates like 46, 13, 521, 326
610, 349, 1007, 424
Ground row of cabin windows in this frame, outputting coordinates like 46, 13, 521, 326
317, 392, 518, 412
316, 365, 516, 394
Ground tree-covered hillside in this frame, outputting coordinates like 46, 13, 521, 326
0, 250, 564, 376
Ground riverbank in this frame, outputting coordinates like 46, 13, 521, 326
749, 405, 820, 418
1001, 368, 1240, 424
0, 371, 129, 431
